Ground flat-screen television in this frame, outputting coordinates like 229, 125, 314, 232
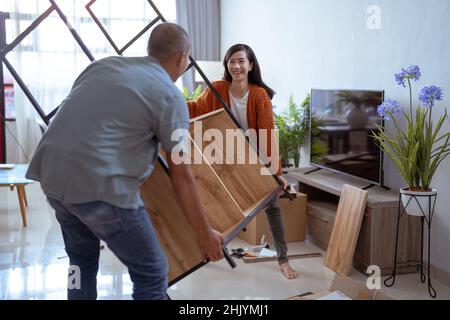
310, 89, 385, 185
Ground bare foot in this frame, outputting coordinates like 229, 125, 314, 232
280, 262, 298, 279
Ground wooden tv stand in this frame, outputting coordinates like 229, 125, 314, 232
286, 167, 421, 275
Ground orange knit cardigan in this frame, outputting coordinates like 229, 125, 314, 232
187, 80, 281, 175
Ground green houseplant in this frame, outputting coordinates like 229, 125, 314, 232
275, 95, 308, 168
372, 65, 450, 216
275, 94, 328, 168
301, 94, 328, 164
182, 84, 203, 101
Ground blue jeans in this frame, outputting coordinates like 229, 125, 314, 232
47, 198, 168, 300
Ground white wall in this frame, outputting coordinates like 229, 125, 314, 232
221, 0, 450, 274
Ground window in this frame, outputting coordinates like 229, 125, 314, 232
1, 0, 179, 116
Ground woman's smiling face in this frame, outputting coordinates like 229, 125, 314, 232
227, 50, 253, 82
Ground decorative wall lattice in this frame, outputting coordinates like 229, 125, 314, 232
0, 0, 227, 126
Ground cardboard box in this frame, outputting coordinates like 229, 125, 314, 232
288, 274, 394, 300
239, 193, 307, 245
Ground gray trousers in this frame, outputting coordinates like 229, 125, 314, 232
265, 196, 289, 265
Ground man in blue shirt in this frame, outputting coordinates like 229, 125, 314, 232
26, 23, 224, 300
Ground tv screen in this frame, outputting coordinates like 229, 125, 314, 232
310, 89, 384, 185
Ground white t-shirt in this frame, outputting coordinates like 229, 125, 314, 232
229, 91, 249, 131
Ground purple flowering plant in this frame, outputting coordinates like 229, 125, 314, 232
373, 66, 450, 191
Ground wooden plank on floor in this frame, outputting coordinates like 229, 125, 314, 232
324, 184, 368, 276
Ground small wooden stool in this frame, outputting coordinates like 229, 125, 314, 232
0, 164, 33, 227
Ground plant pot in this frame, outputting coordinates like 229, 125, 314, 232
400, 188, 438, 217
345, 103, 369, 129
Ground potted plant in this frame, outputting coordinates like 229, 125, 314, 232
275, 94, 328, 169
372, 65, 450, 216
275, 95, 308, 168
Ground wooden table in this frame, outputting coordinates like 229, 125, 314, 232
0, 164, 33, 227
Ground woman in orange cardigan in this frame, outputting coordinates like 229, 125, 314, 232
188, 44, 297, 279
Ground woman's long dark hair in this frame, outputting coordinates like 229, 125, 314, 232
223, 44, 276, 100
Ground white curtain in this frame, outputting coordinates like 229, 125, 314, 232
3, 0, 176, 163
176, 0, 220, 92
